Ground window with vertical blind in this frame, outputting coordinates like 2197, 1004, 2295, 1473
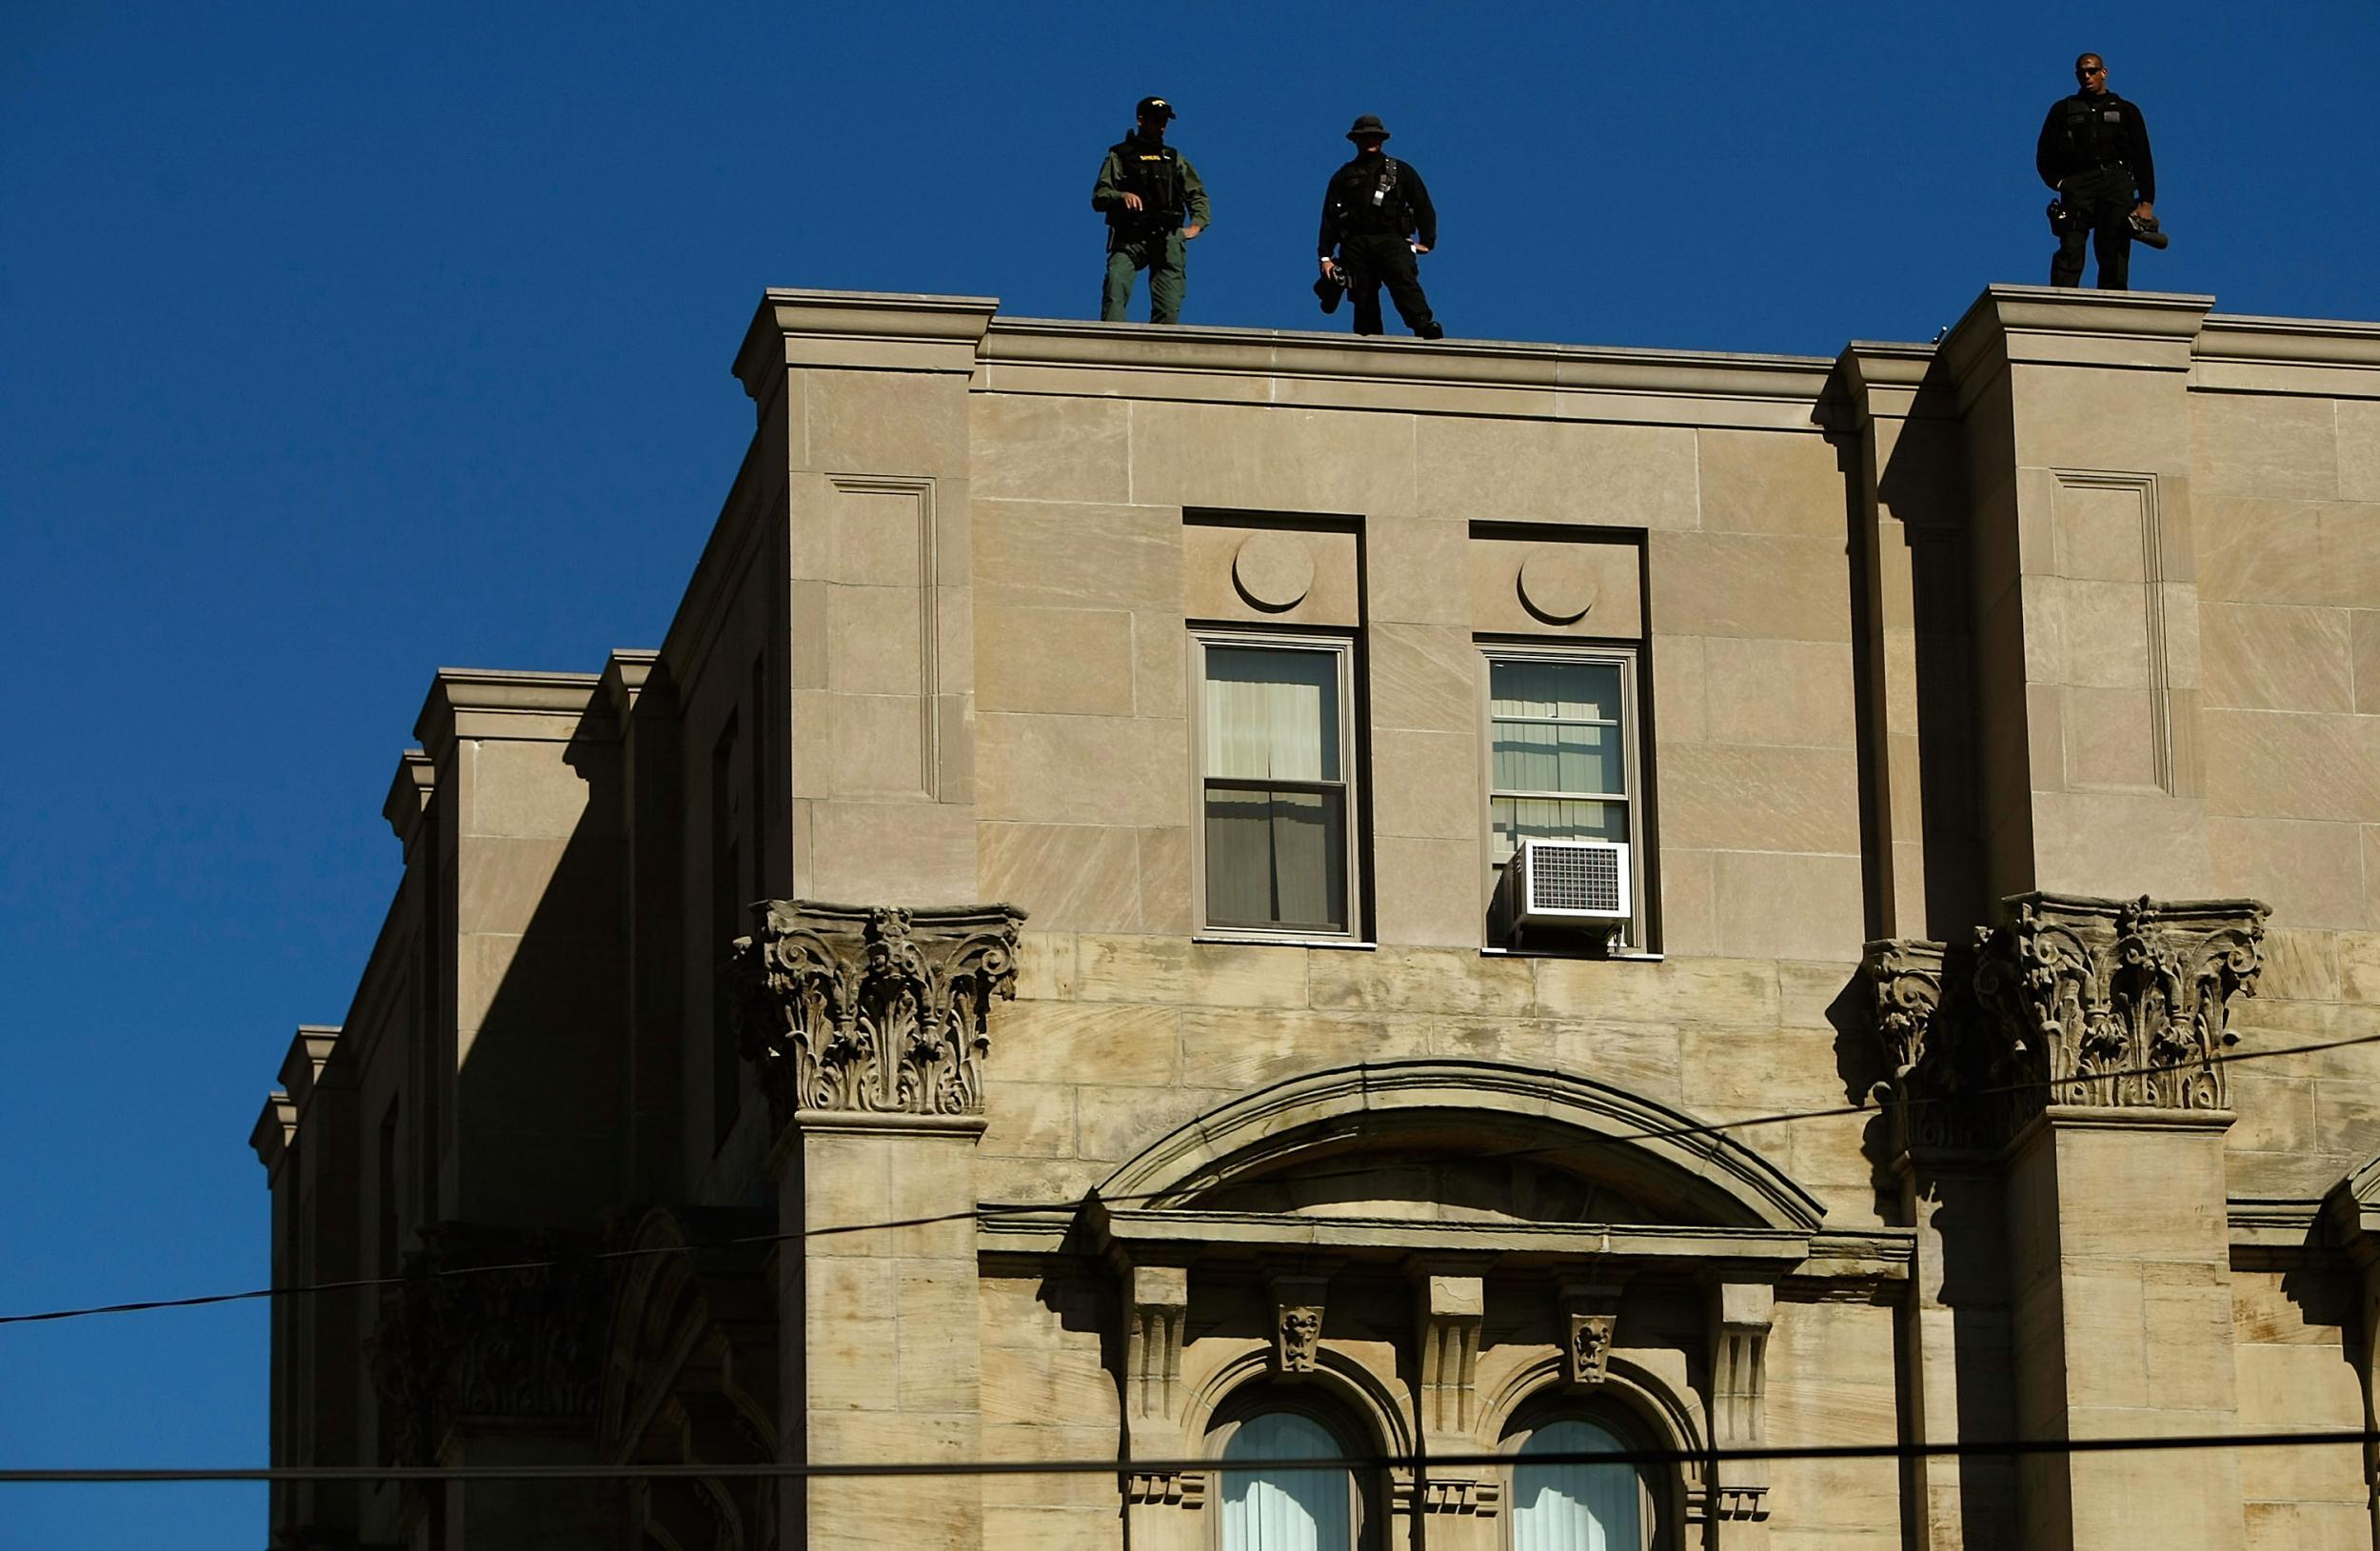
1508, 1416, 1649, 1550
1486, 653, 1635, 863
1196, 635, 1358, 938
1210, 1398, 1376, 1551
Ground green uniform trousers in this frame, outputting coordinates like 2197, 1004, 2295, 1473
1101, 230, 1187, 324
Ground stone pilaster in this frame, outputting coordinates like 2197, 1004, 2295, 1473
732, 898, 1023, 1550
1862, 938, 2015, 1550
1708, 1281, 1775, 1541
1978, 896, 2262, 1551
1864, 891, 2267, 1550
1412, 1267, 1496, 1524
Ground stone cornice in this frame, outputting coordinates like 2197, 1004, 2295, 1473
599, 649, 659, 722
2194, 311, 2380, 398
1831, 342, 1955, 428
412, 667, 607, 759
1938, 285, 2215, 413
1090, 1206, 1814, 1268
249, 1091, 296, 1175
977, 315, 1836, 428
382, 748, 435, 848
277, 1024, 343, 1108
734, 288, 998, 396
730, 900, 1027, 1123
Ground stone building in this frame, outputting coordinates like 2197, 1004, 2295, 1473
252, 284, 2380, 1550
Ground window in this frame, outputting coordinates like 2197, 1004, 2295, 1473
1509, 1417, 1644, 1550
1487, 654, 1634, 864
1212, 1401, 1374, 1551
1197, 636, 1358, 938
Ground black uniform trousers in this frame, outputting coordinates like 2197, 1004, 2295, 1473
1339, 233, 1439, 337
2051, 166, 2137, 291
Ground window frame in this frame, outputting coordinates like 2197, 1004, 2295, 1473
1478, 643, 1647, 949
1500, 1401, 1669, 1551
1191, 628, 1363, 945
1205, 1389, 1379, 1551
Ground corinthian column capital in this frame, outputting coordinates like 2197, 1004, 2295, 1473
728, 899, 1025, 1123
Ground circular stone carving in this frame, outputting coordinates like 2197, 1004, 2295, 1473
1517, 546, 1598, 625
1233, 532, 1316, 611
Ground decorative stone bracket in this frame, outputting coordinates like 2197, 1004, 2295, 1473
1863, 892, 2267, 1152
728, 900, 1024, 1122
1124, 1263, 1191, 1426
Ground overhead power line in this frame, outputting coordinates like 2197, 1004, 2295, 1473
2, 1428, 2375, 1485
4, 1024, 2371, 1330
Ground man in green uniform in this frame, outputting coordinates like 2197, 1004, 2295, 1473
1092, 95, 1210, 324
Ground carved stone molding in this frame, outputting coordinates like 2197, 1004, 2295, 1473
367, 1222, 608, 1466
1272, 1275, 1328, 1376
1418, 1478, 1502, 1517
1973, 893, 2265, 1117
729, 900, 1024, 1122
1864, 892, 2267, 1150
1124, 1469, 1207, 1508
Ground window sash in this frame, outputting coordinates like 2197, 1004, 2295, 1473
1197, 635, 1357, 938
1486, 654, 1636, 865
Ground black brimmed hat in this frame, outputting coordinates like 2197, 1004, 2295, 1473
1345, 113, 1390, 141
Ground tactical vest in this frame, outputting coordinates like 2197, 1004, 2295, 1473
2053, 95, 2131, 170
1332, 157, 1407, 236
1107, 139, 1184, 226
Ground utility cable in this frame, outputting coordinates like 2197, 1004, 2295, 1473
3, 1428, 2377, 1484
3, 1023, 2370, 1329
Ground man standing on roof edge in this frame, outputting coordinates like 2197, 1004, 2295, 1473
1319, 113, 1443, 340
1093, 95, 1210, 324
2036, 51, 2156, 290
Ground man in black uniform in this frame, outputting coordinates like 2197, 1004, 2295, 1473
2036, 51, 2156, 290
1092, 95, 1210, 324
1318, 114, 1442, 339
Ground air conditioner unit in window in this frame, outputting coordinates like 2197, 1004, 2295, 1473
1498, 838, 1631, 936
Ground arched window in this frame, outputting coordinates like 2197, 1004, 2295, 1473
1212, 1399, 1371, 1551
1508, 1415, 1652, 1551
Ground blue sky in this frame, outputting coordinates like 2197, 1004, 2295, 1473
2, 1, 2374, 1543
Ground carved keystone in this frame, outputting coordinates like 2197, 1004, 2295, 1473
1559, 1280, 1624, 1388
728, 900, 1024, 1122
1272, 1276, 1328, 1377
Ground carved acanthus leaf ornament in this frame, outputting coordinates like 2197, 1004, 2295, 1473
729, 901, 1024, 1121
1865, 893, 2267, 1148
1974, 894, 2266, 1115
367, 1223, 608, 1466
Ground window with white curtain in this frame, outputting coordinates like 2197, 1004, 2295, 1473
1197, 635, 1357, 937
1217, 1406, 1360, 1551
1508, 1416, 1651, 1551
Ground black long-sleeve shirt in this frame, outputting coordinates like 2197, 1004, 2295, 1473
1318, 151, 1437, 254
2036, 89, 2155, 203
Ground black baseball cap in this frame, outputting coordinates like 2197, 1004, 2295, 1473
1136, 96, 1176, 121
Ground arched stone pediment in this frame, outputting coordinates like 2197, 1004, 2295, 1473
1097, 1059, 1824, 1235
